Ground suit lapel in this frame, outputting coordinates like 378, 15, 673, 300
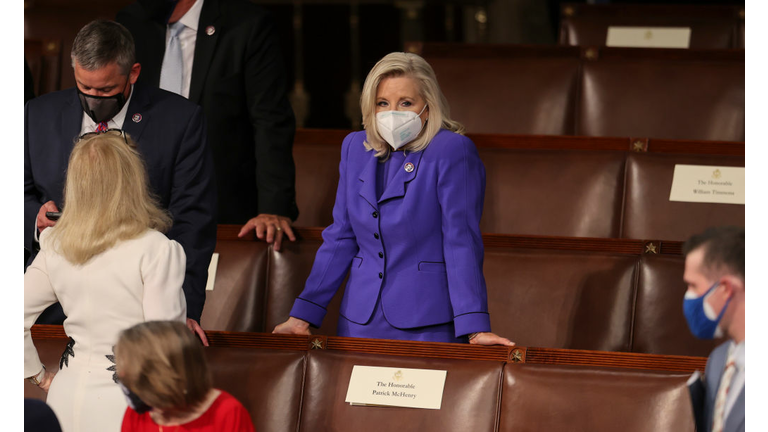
378, 150, 424, 203
63, 90, 83, 148
358, 152, 379, 210
725, 386, 745, 432
122, 86, 151, 142
189, 0, 221, 104
143, 20, 168, 87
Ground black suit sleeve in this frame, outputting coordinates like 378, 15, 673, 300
243, 13, 298, 220
166, 104, 217, 322
24, 101, 44, 254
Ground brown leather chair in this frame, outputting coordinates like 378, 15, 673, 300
206, 347, 305, 432
300, 350, 502, 432
633, 255, 725, 356
428, 55, 580, 135
200, 240, 270, 332
264, 239, 347, 336
292, 142, 342, 228
578, 59, 744, 141
484, 248, 636, 352
499, 363, 695, 432
559, 3, 745, 49
621, 153, 744, 241
479, 148, 625, 237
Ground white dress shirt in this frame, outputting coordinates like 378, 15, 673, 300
164, 0, 204, 99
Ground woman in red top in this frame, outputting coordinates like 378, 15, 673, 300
115, 321, 255, 431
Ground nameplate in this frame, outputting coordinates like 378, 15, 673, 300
345, 365, 447, 410
606, 27, 691, 48
669, 165, 745, 205
205, 253, 219, 291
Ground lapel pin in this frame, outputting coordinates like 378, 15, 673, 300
206, 26, 216, 36
132, 113, 142, 123
404, 162, 414, 173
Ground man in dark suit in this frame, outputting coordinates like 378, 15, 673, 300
24, 19, 216, 342
117, 0, 298, 250
682, 226, 744, 432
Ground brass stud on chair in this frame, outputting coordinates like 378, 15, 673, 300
563, 6, 575, 17
644, 242, 659, 255
310, 338, 324, 350
632, 140, 645, 152
585, 47, 598, 60
510, 348, 525, 363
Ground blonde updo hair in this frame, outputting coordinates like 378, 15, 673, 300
115, 321, 212, 416
360, 52, 464, 158
48, 132, 171, 265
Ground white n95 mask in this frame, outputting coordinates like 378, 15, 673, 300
376, 104, 428, 150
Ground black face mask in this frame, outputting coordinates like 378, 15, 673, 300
77, 86, 128, 124
118, 381, 153, 414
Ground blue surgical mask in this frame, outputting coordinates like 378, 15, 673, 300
118, 381, 152, 414
682, 282, 730, 339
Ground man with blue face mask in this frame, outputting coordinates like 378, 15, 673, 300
682, 226, 744, 432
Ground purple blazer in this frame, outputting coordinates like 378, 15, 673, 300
290, 129, 491, 338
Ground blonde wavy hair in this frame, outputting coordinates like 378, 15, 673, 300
115, 321, 212, 415
361, 52, 465, 159
48, 132, 171, 265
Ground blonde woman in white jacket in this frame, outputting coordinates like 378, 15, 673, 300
24, 130, 187, 432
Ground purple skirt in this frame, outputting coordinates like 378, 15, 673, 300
336, 293, 467, 343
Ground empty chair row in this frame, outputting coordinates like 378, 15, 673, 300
27, 332, 699, 432
292, 133, 745, 241
404, 43, 744, 141
201, 227, 724, 358
558, 3, 745, 49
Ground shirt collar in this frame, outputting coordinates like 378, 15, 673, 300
178, 0, 204, 32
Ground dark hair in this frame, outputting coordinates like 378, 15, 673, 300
683, 226, 745, 281
71, 19, 136, 74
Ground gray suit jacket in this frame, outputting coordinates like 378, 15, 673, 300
702, 341, 745, 432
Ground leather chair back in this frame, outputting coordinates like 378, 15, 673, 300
292, 142, 341, 228
559, 4, 745, 49
621, 153, 745, 240
206, 347, 305, 432
633, 255, 726, 356
300, 350, 502, 432
500, 363, 695, 432
578, 59, 745, 141
485, 248, 636, 351
265, 239, 347, 336
200, 240, 270, 332
480, 148, 625, 237
429, 56, 580, 135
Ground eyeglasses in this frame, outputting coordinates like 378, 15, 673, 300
79, 128, 129, 145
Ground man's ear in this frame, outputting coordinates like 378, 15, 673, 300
128, 63, 141, 85
719, 274, 744, 297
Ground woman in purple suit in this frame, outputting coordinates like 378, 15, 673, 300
273, 52, 513, 346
